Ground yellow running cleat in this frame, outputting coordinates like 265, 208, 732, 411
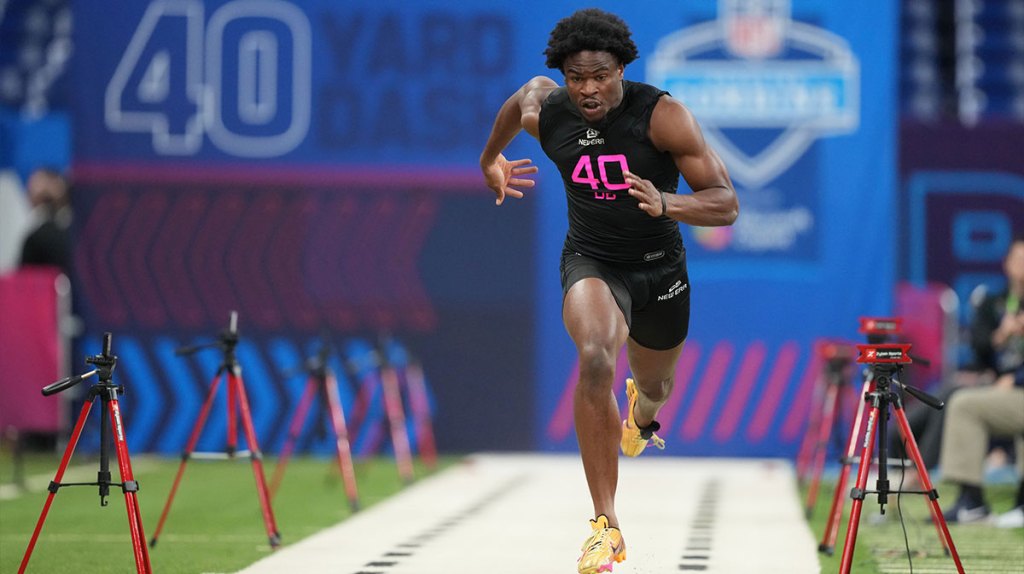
620, 378, 666, 457
577, 515, 626, 574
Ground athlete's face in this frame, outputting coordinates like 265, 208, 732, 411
562, 51, 624, 124
1005, 241, 1024, 292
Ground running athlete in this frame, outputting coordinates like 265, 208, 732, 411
479, 9, 738, 574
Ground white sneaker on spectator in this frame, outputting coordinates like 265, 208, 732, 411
994, 506, 1024, 529
942, 498, 990, 524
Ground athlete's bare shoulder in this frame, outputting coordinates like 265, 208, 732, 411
649, 95, 704, 156
524, 76, 559, 98
521, 76, 560, 138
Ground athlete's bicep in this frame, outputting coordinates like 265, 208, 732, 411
675, 145, 732, 196
650, 97, 731, 192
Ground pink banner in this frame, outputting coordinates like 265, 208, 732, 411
895, 281, 953, 390
0, 267, 63, 433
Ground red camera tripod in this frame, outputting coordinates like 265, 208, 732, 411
345, 344, 416, 485
19, 333, 153, 573
836, 343, 965, 574
797, 340, 857, 517
269, 340, 360, 510
148, 312, 281, 550
818, 317, 906, 552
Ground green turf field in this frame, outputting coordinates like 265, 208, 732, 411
803, 475, 1024, 573
1, 451, 452, 573
3, 450, 1022, 573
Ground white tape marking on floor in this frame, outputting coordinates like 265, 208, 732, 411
238, 453, 820, 574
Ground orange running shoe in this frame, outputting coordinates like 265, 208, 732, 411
577, 515, 626, 574
620, 378, 666, 457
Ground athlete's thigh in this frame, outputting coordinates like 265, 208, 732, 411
563, 277, 629, 349
626, 338, 684, 384
628, 255, 691, 351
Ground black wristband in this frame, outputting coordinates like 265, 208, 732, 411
659, 191, 667, 217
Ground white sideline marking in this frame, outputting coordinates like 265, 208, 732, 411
238, 454, 820, 574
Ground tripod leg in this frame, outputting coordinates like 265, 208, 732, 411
796, 371, 827, 483
405, 363, 437, 471
227, 368, 238, 455
150, 371, 224, 547
269, 376, 318, 497
806, 380, 840, 516
348, 374, 374, 448
107, 398, 154, 574
839, 402, 880, 574
325, 371, 360, 511
820, 376, 872, 554
380, 364, 414, 484
891, 407, 966, 572
19, 400, 94, 574
231, 371, 282, 548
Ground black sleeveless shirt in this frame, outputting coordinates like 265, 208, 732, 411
539, 80, 682, 265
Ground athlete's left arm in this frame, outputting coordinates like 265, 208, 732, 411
625, 96, 739, 226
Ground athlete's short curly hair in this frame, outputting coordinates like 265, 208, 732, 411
544, 9, 638, 71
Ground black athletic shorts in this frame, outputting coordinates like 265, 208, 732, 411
559, 244, 690, 351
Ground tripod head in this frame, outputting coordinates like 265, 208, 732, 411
283, 332, 335, 379
42, 333, 118, 397
858, 316, 903, 345
856, 343, 944, 410
816, 340, 858, 386
176, 311, 241, 369
375, 333, 405, 368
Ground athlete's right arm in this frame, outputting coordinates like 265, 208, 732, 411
479, 76, 559, 205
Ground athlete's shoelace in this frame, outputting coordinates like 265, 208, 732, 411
626, 419, 667, 450
585, 528, 612, 554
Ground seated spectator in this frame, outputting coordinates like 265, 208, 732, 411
939, 236, 1024, 527
890, 251, 1010, 472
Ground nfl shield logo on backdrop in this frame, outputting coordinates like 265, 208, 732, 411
722, 0, 787, 58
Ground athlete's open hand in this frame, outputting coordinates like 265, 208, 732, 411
482, 154, 538, 206
625, 171, 666, 217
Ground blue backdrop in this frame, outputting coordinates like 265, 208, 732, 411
69, 0, 897, 457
